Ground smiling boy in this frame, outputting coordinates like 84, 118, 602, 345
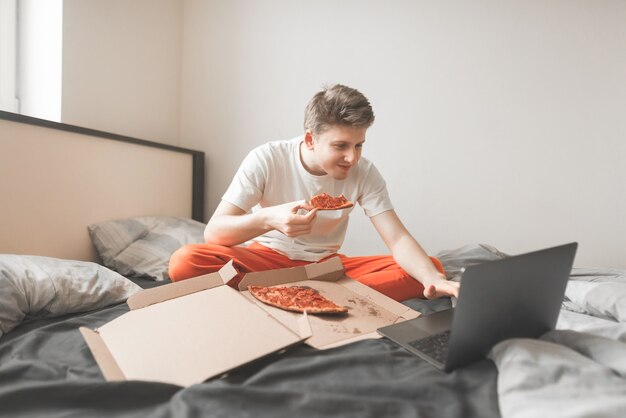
169, 84, 459, 301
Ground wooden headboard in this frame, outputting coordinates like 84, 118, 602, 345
0, 111, 204, 261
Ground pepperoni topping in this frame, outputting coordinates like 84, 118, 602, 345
309, 193, 353, 210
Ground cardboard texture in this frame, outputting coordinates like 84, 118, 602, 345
81, 257, 419, 387
80, 261, 310, 387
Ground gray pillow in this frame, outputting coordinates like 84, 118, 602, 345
0, 254, 141, 339
436, 243, 509, 280
88, 216, 205, 280
563, 267, 626, 321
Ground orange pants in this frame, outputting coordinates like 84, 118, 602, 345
169, 242, 445, 302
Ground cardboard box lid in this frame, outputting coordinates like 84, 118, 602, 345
127, 260, 238, 310
236, 256, 345, 290
81, 261, 311, 387
237, 257, 420, 349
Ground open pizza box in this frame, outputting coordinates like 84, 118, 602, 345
80, 257, 419, 387
235, 256, 420, 349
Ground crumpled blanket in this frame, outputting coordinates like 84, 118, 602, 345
489, 266, 626, 418
490, 330, 626, 418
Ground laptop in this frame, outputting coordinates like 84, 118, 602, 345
377, 242, 577, 372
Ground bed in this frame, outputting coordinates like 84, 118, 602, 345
1, 111, 625, 418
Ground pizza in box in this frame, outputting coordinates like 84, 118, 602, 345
248, 285, 348, 315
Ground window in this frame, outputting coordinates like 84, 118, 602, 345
17, 0, 63, 121
0, 0, 18, 113
0, 0, 63, 120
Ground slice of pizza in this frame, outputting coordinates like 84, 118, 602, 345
248, 285, 348, 314
309, 193, 354, 210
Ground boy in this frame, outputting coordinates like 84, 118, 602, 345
169, 84, 459, 301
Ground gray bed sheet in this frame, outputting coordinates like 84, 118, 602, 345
0, 290, 499, 418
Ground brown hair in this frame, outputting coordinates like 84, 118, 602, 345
304, 84, 375, 134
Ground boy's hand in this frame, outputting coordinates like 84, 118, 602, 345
262, 200, 318, 237
422, 274, 460, 299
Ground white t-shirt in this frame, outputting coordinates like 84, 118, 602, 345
222, 136, 393, 261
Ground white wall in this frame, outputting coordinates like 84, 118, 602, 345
62, 0, 182, 145
180, 0, 626, 268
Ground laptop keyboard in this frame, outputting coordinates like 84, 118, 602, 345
408, 330, 451, 364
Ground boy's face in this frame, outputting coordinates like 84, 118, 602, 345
304, 125, 367, 180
